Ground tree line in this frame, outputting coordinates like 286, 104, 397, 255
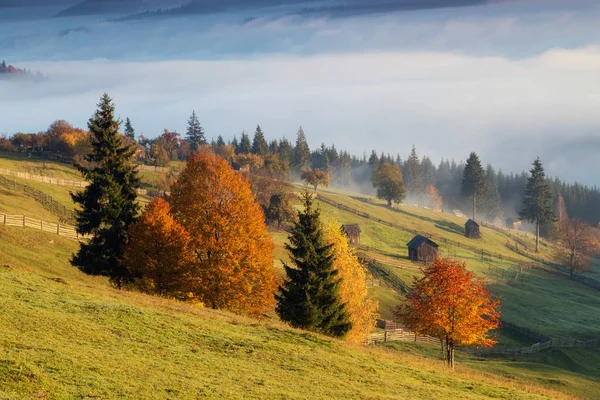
4, 112, 600, 230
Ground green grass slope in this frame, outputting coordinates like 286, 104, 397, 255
0, 225, 576, 400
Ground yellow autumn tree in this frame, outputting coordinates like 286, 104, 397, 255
322, 219, 379, 342
169, 150, 276, 315
121, 198, 193, 299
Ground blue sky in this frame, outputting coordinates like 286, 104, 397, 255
1, 0, 599, 184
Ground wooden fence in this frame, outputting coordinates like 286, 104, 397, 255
0, 167, 86, 188
0, 168, 162, 197
0, 213, 87, 241
0, 175, 75, 223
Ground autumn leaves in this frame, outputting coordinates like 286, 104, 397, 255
123, 151, 277, 315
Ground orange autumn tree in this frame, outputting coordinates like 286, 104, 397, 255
122, 198, 193, 298
396, 257, 500, 369
323, 220, 379, 343
424, 184, 443, 210
301, 168, 330, 193
169, 150, 276, 315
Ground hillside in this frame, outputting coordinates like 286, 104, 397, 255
1, 153, 600, 397
0, 224, 595, 399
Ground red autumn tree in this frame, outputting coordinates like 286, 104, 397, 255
169, 150, 276, 315
121, 198, 193, 298
396, 257, 500, 368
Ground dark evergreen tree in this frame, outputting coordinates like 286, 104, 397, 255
293, 127, 310, 173
421, 156, 436, 187
251, 125, 268, 156
368, 150, 380, 171
482, 165, 504, 222
461, 152, 487, 220
186, 110, 205, 152
278, 137, 294, 169
238, 132, 251, 154
71, 94, 141, 287
276, 192, 352, 338
231, 135, 239, 151
124, 117, 135, 140
405, 145, 423, 194
216, 135, 225, 147
519, 157, 555, 252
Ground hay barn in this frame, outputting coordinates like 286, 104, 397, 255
342, 224, 361, 245
465, 219, 481, 239
407, 235, 438, 263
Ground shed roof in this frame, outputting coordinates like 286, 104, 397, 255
465, 219, 479, 227
406, 235, 439, 249
342, 224, 361, 234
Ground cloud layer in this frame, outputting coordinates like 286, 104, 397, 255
1, 1, 600, 184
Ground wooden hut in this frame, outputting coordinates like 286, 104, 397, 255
465, 219, 481, 239
342, 224, 361, 245
407, 235, 438, 263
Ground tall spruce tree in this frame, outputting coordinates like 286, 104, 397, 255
482, 165, 504, 222
405, 146, 423, 194
251, 125, 268, 156
238, 132, 251, 154
186, 110, 205, 152
293, 127, 310, 173
124, 117, 135, 140
71, 94, 141, 287
276, 192, 352, 338
461, 152, 487, 220
519, 157, 555, 252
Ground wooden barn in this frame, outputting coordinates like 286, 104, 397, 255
465, 219, 481, 239
407, 235, 439, 263
342, 224, 361, 246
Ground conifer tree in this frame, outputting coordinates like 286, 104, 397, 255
405, 145, 423, 194
461, 152, 487, 220
186, 110, 205, 152
293, 127, 310, 173
482, 165, 504, 222
251, 125, 268, 156
124, 117, 135, 140
216, 135, 225, 147
276, 192, 352, 338
519, 157, 555, 252
238, 132, 251, 154
231, 135, 239, 151
71, 93, 141, 287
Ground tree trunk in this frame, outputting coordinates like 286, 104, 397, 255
440, 339, 446, 360
445, 340, 455, 369
535, 222, 540, 253
387, 199, 392, 207
473, 194, 476, 220
570, 250, 575, 279
314, 184, 318, 193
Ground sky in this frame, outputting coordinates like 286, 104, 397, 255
1, 0, 599, 185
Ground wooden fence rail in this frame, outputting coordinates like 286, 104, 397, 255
0, 175, 76, 223
0, 213, 87, 241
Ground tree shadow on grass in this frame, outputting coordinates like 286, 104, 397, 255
435, 221, 464, 236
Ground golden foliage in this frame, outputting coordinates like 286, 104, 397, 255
323, 219, 379, 343
424, 184, 443, 210
122, 198, 194, 299
169, 150, 276, 315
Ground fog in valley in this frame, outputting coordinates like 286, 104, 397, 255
1, 0, 600, 185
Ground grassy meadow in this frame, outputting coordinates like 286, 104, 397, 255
0, 154, 599, 398
0, 224, 595, 399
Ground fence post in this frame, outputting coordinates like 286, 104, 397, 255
384, 331, 387, 343
57, 224, 60, 235
22, 215, 25, 227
